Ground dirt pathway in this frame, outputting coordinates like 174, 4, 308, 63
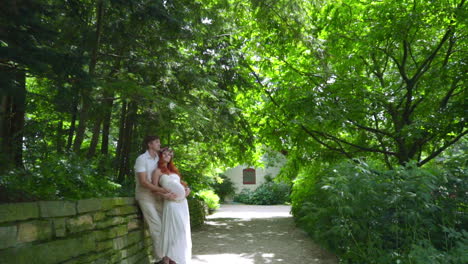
191, 204, 338, 264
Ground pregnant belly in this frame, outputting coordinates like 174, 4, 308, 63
163, 180, 185, 201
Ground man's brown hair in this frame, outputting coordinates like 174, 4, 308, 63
142, 135, 160, 152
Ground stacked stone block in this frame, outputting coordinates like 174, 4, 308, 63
0, 197, 207, 263
0, 198, 153, 264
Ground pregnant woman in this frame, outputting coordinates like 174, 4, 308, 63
152, 147, 191, 264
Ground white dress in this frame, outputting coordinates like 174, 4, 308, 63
159, 173, 192, 264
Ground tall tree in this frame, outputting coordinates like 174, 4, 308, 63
1, 0, 259, 186
236, 0, 467, 168
73, 0, 106, 152
0, 0, 87, 170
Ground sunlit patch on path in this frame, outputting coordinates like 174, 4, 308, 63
191, 204, 337, 264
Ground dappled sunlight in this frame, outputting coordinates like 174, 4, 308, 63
207, 204, 292, 220
192, 252, 287, 264
192, 253, 253, 264
204, 221, 228, 226
192, 205, 337, 264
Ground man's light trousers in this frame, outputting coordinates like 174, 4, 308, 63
138, 200, 163, 260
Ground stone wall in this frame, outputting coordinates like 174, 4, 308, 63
0, 197, 206, 264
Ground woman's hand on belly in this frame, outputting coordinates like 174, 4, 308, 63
161, 192, 178, 200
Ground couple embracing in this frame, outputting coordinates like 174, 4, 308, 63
134, 135, 192, 264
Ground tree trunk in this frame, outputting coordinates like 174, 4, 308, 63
0, 71, 26, 169
0, 95, 12, 171
56, 120, 64, 153
73, 0, 105, 152
117, 101, 137, 183
73, 94, 90, 152
66, 96, 78, 150
11, 71, 26, 168
0, 96, 10, 157
115, 101, 127, 172
100, 91, 114, 155
124, 101, 137, 177
87, 115, 102, 158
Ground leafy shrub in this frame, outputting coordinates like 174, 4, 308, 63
0, 153, 121, 202
293, 159, 467, 263
187, 196, 207, 229
211, 174, 236, 202
234, 180, 291, 205
232, 188, 255, 204
289, 161, 326, 216
195, 189, 220, 213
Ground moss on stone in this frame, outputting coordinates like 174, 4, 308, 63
0, 202, 39, 223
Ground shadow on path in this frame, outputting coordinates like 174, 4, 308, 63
191, 205, 337, 264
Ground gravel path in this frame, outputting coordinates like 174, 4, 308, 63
191, 204, 338, 264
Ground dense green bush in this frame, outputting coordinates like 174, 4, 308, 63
187, 196, 208, 229
211, 174, 236, 202
232, 188, 254, 204
293, 158, 467, 263
0, 153, 121, 202
195, 189, 220, 213
234, 179, 291, 205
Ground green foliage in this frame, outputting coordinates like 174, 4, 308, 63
210, 174, 236, 202
0, 153, 120, 202
235, 0, 467, 167
195, 189, 220, 212
234, 180, 291, 205
188, 196, 208, 229
2, 9, 466, 264
293, 157, 467, 263
1, 0, 261, 201
232, 189, 254, 204
289, 160, 329, 217
230, 0, 468, 258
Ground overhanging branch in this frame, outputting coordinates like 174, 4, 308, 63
347, 119, 394, 138
418, 129, 468, 166
300, 124, 397, 156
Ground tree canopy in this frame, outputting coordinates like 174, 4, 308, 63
1, 1, 466, 262
233, 0, 467, 169
1, 0, 259, 199
1, 0, 466, 196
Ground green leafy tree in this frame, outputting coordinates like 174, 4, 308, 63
211, 174, 236, 202
1, 0, 259, 201
235, 0, 467, 168
0, 0, 88, 170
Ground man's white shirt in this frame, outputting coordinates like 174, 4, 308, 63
134, 150, 159, 201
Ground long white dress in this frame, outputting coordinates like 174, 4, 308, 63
159, 173, 192, 264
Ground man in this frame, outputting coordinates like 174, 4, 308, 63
134, 135, 175, 264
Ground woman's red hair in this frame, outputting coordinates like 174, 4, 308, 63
158, 150, 188, 187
